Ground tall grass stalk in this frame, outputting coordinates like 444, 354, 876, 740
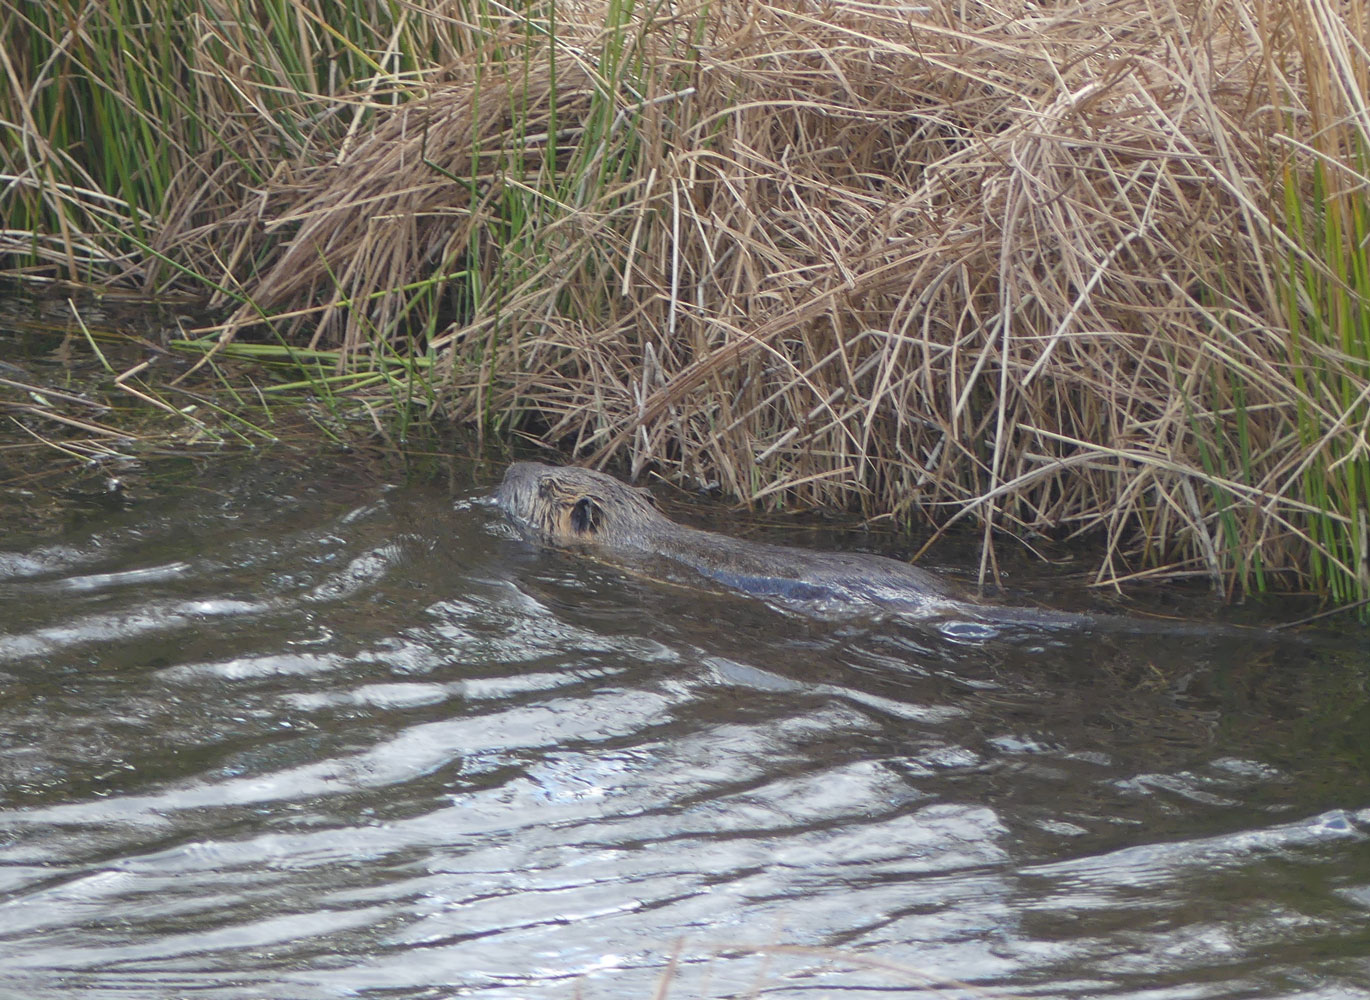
1265, 0, 1370, 608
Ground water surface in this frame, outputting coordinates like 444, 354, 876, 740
1, 452, 1367, 1000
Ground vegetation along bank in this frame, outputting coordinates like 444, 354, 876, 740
3, 0, 1368, 608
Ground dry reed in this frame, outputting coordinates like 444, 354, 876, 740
4, 0, 1369, 602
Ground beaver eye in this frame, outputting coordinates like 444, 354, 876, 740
570, 497, 602, 535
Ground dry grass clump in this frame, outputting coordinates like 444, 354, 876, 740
4, 0, 1370, 603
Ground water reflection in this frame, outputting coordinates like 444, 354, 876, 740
0, 456, 1367, 999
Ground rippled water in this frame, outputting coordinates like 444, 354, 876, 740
2, 451, 1369, 1000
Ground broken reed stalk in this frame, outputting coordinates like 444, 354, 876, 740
3, 0, 1370, 606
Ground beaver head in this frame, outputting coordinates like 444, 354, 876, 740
496, 462, 667, 549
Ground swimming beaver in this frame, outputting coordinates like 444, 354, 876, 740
496, 460, 964, 617
496, 460, 1227, 633
492, 461, 1310, 641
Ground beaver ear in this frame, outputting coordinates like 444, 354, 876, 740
570, 496, 603, 535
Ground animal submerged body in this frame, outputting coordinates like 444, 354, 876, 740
495, 461, 1254, 636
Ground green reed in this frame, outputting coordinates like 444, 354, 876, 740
1279, 152, 1370, 607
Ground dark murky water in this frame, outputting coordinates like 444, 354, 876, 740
2, 456, 1368, 1000
2, 302, 1369, 999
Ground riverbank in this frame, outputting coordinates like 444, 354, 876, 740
3, 0, 1366, 607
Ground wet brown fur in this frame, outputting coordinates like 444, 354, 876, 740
496, 461, 961, 615
495, 462, 668, 549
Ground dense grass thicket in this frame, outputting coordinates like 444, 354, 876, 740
3, 0, 1370, 604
